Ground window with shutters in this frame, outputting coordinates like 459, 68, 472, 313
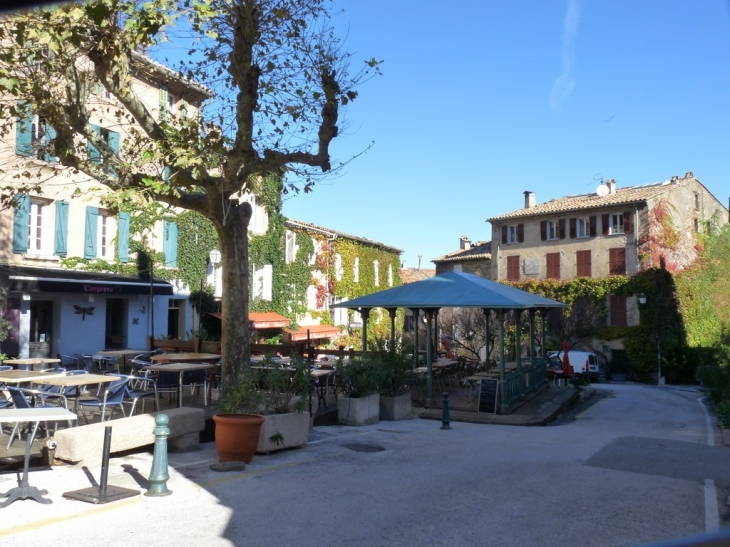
335, 253, 343, 281
610, 295, 627, 326
354, 257, 360, 283
608, 213, 624, 235
388, 264, 393, 287
285, 230, 297, 263
374, 260, 380, 286
503, 224, 523, 244
546, 220, 559, 240
15, 102, 57, 162
576, 217, 590, 238
506, 255, 520, 281
27, 199, 52, 255
546, 253, 560, 279
96, 212, 115, 260
252, 263, 273, 301
576, 250, 592, 277
609, 247, 626, 276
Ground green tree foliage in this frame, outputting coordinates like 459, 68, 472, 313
0, 0, 380, 386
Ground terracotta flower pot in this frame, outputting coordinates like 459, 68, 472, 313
213, 413, 265, 463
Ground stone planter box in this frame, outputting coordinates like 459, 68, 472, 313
256, 411, 310, 454
338, 393, 380, 426
379, 392, 413, 421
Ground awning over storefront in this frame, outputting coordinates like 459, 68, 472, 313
206, 311, 291, 329
2, 265, 174, 296
284, 324, 342, 342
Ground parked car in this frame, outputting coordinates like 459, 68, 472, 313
548, 350, 600, 381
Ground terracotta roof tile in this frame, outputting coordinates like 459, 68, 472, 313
433, 241, 492, 263
487, 178, 683, 222
399, 268, 436, 284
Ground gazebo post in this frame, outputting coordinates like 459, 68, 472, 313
498, 310, 508, 413
360, 308, 371, 352
426, 309, 435, 405
409, 308, 421, 368
483, 308, 490, 368
540, 308, 548, 358
387, 308, 397, 353
433, 309, 440, 357
529, 309, 536, 367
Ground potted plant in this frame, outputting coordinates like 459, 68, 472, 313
334, 355, 382, 426
213, 370, 264, 464
377, 351, 414, 421
255, 355, 312, 454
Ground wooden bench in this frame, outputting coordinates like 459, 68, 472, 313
52, 407, 205, 466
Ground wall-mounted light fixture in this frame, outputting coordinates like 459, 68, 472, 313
638, 293, 647, 305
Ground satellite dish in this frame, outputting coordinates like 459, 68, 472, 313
596, 184, 609, 197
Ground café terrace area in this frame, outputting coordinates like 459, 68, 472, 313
1, 272, 572, 469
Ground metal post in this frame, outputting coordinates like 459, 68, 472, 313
426, 310, 434, 405
146, 413, 172, 496
440, 392, 451, 430
499, 311, 508, 413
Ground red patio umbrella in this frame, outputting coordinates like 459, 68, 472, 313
561, 341, 572, 378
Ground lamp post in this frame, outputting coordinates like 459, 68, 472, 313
638, 293, 661, 385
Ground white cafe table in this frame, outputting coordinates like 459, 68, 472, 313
0, 408, 77, 507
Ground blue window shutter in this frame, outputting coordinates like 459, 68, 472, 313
108, 130, 120, 154
44, 123, 58, 163
118, 212, 130, 263
84, 206, 98, 258
12, 194, 30, 254
107, 130, 120, 177
163, 220, 178, 267
87, 124, 101, 164
54, 200, 69, 256
15, 101, 32, 157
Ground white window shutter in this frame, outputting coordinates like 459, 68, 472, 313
262, 264, 273, 301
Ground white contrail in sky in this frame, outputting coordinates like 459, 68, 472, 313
550, 0, 581, 110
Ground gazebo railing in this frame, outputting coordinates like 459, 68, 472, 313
502, 361, 548, 406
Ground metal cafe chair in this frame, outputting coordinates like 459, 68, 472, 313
5, 386, 70, 449
77, 377, 129, 423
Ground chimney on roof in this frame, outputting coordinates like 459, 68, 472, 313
685, 171, 694, 179
460, 236, 471, 250
605, 179, 616, 194
524, 191, 535, 209
671, 175, 680, 183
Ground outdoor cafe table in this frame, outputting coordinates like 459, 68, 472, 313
0, 369, 64, 386
142, 363, 215, 408
1, 358, 61, 371
95, 349, 148, 373
41, 373, 121, 413
0, 407, 77, 507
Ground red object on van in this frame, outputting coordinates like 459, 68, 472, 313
561, 341, 572, 378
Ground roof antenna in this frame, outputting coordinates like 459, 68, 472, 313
417, 255, 422, 271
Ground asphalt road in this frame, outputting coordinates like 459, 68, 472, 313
1, 383, 727, 546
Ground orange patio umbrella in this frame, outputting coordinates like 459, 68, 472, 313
561, 340, 573, 378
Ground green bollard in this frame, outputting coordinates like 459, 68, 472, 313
441, 392, 451, 430
146, 413, 172, 497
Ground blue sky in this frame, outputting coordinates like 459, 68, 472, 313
279, 0, 730, 270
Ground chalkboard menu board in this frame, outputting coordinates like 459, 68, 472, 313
478, 378, 499, 414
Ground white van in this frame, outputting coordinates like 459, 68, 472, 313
548, 351, 600, 381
